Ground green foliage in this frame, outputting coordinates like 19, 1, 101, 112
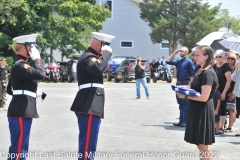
5, 57, 14, 68
0, 0, 110, 62
139, 0, 221, 55
182, 2, 222, 50
216, 9, 240, 35
188, 53, 192, 59
51, 1, 110, 61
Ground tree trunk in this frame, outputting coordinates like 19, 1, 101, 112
168, 39, 178, 58
169, 39, 174, 56
169, 39, 177, 55
50, 47, 53, 63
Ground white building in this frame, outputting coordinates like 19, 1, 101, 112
53, 0, 181, 62
97, 0, 182, 61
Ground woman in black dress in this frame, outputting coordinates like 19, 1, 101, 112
177, 45, 218, 160
213, 50, 231, 133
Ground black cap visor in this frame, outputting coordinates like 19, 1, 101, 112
17, 42, 39, 47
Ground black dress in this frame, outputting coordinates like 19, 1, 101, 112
184, 68, 218, 145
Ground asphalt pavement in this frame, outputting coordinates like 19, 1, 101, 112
0, 81, 240, 160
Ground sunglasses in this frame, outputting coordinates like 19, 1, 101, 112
228, 57, 235, 60
215, 56, 222, 58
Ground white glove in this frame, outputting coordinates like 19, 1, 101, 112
101, 45, 112, 53
36, 88, 43, 98
29, 44, 40, 61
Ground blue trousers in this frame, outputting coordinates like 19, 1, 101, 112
75, 113, 101, 160
8, 118, 32, 160
176, 81, 189, 124
136, 77, 150, 98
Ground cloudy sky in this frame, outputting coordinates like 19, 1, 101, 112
204, 0, 240, 17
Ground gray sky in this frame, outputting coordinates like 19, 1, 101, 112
205, 0, 240, 17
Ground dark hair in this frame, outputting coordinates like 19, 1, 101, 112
196, 45, 214, 76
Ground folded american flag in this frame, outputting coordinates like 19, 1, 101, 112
171, 85, 200, 97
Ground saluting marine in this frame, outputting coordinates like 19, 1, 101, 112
7, 34, 45, 160
71, 32, 115, 160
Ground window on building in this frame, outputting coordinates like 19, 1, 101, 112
161, 42, 169, 48
105, 1, 112, 12
121, 41, 133, 48
102, 0, 112, 19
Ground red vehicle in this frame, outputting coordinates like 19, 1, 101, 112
45, 63, 62, 83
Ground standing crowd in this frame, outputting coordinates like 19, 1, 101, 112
149, 56, 167, 78
2, 30, 240, 160
166, 45, 240, 160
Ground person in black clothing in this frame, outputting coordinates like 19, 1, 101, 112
225, 53, 237, 132
213, 49, 231, 134
70, 32, 115, 160
155, 58, 160, 68
132, 56, 150, 99
0, 57, 10, 111
7, 34, 45, 160
177, 45, 218, 158
149, 59, 156, 78
213, 86, 221, 135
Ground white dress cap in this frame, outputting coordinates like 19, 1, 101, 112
92, 32, 115, 44
13, 34, 38, 44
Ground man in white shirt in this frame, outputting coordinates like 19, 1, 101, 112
160, 56, 166, 66
72, 60, 78, 82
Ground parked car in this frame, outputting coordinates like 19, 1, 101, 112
66, 54, 81, 83
114, 59, 151, 83
104, 56, 136, 81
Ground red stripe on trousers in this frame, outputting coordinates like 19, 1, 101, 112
84, 115, 93, 160
17, 118, 23, 160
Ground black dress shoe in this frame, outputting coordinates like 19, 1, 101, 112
173, 122, 181, 126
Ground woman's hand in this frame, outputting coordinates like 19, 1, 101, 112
214, 110, 218, 115
228, 92, 234, 101
176, 92, 186, 99
221, 92, 226, 101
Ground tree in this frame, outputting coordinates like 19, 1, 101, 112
48, 0, 111, 62
182, 2, 222, 50
0, 0, 110, 62
0, 0, 44, 57
216, 9, 240, 35
139, 0, 221, 55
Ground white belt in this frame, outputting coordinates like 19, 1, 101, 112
79, 83, 104, 90
13, 90, 36, 98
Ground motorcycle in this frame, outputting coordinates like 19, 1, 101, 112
152, 64, 173, 83
45, 63, 62, 83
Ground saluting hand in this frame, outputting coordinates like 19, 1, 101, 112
101, 45, 112, 53
29, 44, 40, 61
173, 49, 182, 55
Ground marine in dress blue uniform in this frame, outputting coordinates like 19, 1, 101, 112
7, 34, 45, 160
70, 32, 115, 160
